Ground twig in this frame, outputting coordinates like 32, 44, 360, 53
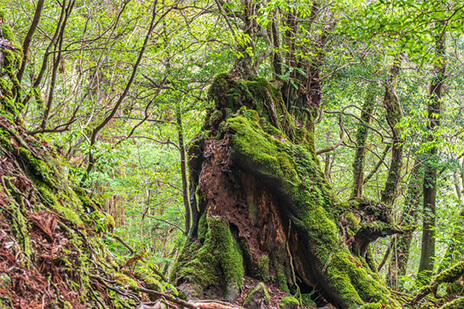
112, 234, 135, 255
316, 128, 346, 155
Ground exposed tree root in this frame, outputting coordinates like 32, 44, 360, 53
410, 261, 464, 306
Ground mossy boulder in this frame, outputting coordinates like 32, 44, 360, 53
243, 282, 270, 309
279, 296, 299, 309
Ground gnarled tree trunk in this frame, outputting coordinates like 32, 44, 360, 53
171, 73, 401, 309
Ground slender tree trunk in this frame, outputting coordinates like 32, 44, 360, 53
233, 0, 254, 78
381, 56, 403, 206
387, 157, 423, 289
271, 14, 283, 79
418, 28, 446, 278
177, 104, 191, 236
439, 157, 464, 271
351, 85, 376, 198
453, 158, 463, 204
352, 59, 403, 261
41, 0, 75, 130
17, 0, 45, 83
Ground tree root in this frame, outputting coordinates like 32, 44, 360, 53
410, 261, 464, 305
91, 275, 198, 309
191, 300, 243, 309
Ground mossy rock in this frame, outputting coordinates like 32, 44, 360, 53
243, 282, 270, 309
279, 296, 299, 309
300, 293, 316, 307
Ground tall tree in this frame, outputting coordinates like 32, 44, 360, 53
418, 24, 446, 277
351, 85, 376, 199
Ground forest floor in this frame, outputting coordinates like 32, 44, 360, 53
233, 276, 335, 309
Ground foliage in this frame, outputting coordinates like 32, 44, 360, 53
2, 0, 464, 307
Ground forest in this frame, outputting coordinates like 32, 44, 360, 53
0, 0, 464, 308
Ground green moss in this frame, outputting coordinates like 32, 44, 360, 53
134, 267, 163, 292
345, 212, 360, 228
74, 187, 98, 212
37, 184, 84, 227
300, 293, 316, 307
115, 273, 139, 289
254, 255, 270, 282
197, 212, 208, 242
90, 210, 115, 232
208, 73, 230, 104
221, 110, 395, 307
0, 273, 11, 290
439, 296, 464, 309
209, 110, 223, 127
359, 303, 382, 309
19, 148, 56, 187
238, 239, 269, 282
277, 264, 290, 293
0, 14, 23, 115
175, 215, 244, 300
435, 261, 464, 284
4, 201, 31, 260
208, 74, 301, 144
279, 296, 299, 308
0, 23, 16, 45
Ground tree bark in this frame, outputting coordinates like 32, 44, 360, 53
177, 103, 191, 236
172, 74, 401, 309
351, 85, 376, 198
418, 28, 446, 278
387, 157, 423, 289
381, 56, 403, 206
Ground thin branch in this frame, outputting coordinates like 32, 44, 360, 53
316, 129, 346, 155
364, 145, 391, 184
130, 135, 179, 149
17, 0, 45, 82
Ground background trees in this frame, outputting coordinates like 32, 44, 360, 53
2, 0, 464, 307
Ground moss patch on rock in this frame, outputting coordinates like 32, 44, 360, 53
279, 296, 299, 309
243, 282, 270, 308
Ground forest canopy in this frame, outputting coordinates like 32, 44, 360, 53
1, 0, 464, 308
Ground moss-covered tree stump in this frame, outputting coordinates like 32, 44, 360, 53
171, 73, 401, 309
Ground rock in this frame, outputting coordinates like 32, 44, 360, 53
243, 282, 270, 309
279, 296, 299, 309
